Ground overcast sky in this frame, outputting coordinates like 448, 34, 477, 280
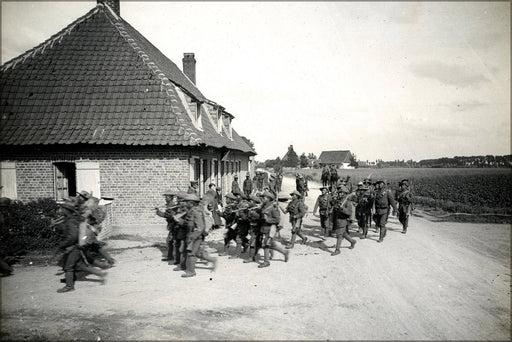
1, 1, 510, 162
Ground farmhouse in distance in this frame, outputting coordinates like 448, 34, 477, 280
0, 0, 256, 227
318, 150, 354, 169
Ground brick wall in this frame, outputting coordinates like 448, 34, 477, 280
1, 146, 252, 227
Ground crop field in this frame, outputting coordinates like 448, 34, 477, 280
288, 167, 512, 221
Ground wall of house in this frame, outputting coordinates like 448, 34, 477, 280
1, 146, 252, 227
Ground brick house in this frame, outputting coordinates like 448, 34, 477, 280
318, 150, 354, 169
0, 0, 256, 228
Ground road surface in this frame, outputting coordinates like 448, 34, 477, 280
1, 176, 510, 340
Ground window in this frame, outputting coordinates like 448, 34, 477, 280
54, 162, 76, 201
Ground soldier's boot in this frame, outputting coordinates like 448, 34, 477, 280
258, 248, 271, 268
243, 247, 256, 263
269, 249, 274, 260
181, 256, 197, 278
229, 243, 242, 259
361, 225, 368, 239
298, 234, 307, 244
331, 237, 342, 256
174, 254, 187, 271
378, 226, 385, 242
57, 272, 75, 293
286, 234, 297, 249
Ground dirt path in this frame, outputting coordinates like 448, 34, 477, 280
1, 176, 510, 340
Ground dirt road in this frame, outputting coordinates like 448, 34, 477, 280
1, 176, 510, 340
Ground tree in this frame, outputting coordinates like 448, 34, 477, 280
299, 153, 309, 168
282, 145, 300, 168
240, 136, 255, 151
349, 153, 359, 168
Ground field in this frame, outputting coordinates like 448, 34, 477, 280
286, 167, 512, 222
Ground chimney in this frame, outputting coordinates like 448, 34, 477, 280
98, 0, 120, 16
182, 53, 196, 84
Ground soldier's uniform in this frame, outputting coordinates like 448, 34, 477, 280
268, 175, 277, 196
284, 190, 307, 248
258, 191, 289, 268
355, 183, 373, 238
296, 175, 307, 198
331, 186, 357, 255
313, 187, 332, 237
396, 179, 414, 234
232, 200, 251, 259
373, 179, 397, 242
243, 176, 253, 196
219, 193, 239, 256
244, 195, 263, 263
155, 189, 179, 262
172, 197, 192, 272
181, 194, 217, 278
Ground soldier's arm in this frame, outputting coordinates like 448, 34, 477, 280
388, 191, 398, 212
296, 201, 306, 218
155, 208, 166, 218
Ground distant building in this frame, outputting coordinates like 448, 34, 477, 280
318, 150, 354, 169
0, 0, 255, 226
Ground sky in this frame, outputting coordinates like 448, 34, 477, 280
1, 1, 510, 162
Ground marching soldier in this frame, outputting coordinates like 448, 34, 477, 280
281, 190, 307, 248
396, 179, 414, 234
296, 174, 307, 198
181, 193, 217, 278
331, 185, 357, 255
258, 191, 289, 268
172, 192, 194, 272
244, 195, 264, 263
268, 174, 278, 196
355, 183, 373, 239
313, 186, 332, 238
373, 179, 397, 243
218, 193, 239, 256
155, 189, 179, 263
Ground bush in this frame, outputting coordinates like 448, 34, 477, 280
0, 198, 61, 256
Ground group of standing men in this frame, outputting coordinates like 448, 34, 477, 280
313, 176, 414, 255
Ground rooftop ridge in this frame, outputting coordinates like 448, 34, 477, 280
101, 9, 202, 146
0, 6, 101, 72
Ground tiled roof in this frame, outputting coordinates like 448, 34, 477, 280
318, 150, 352, 164
0, 3, 254, 154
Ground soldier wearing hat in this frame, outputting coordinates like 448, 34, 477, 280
355, 183, 373, 238
373, 179, 397, 242
231, 175, 243, 196
330, 185, 357, 255
172, 193, 191, 271
296, 174, 308, 198
396, 179, 414, 234
257, 191, 289, 268
280, 190, 307, 248
313, 186, 333, 238
56, 201, 108, 292
243, 174, 253, 197
218, 193, 241, 256
244, 195, 264, 263
155, 189, 179, 263
181, 193, 217, 278
268, 174, 277, 197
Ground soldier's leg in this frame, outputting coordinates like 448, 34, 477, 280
173, 239, 181, 265
230, 235, 243, 259
182, 240, 201, 278
258, 234, 271, 268
331, 219, 343, 256
166, 238, 174, 261
174, 240, 186, 271
343, 226, 356, 249
58, 248, 81, 292
378, 213, 388, 242
270, 240, 289, 262
362, 215, 369, 239
244, 233, 256, 263
198, 245, 218, 271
